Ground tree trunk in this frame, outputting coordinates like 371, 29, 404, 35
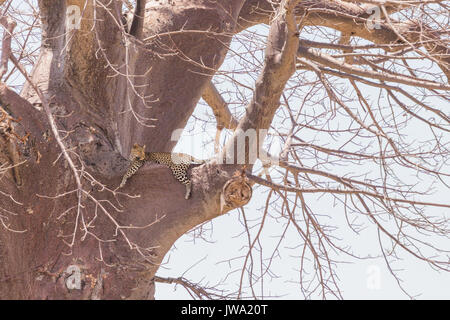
0, 0, 247, 299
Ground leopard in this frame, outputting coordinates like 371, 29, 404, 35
119, 143, 205, 199
119, 143, 146, 189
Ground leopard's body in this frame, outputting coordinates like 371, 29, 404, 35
119, 144, 204, 199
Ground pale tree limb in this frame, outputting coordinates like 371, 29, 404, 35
201, 81, 239, 153
0, 14, 16, 80
224, 0, 302, 163
0, 13, 20, 186
202, 81, 239, 130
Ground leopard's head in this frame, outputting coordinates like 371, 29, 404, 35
131, 143, 146, 161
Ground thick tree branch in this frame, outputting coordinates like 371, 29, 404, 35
0, 14, 16, 80
224, 0, 301, 164
116, 0, 247, 154
202, 81, 238, 130
37, 0, 66, 48
238, 0, 449, 78
0, 83, 46, 135
20, 0, 67, 104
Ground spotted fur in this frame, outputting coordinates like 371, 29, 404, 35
120, 144, 204, 199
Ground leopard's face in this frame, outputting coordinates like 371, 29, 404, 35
130, 143, 146, 161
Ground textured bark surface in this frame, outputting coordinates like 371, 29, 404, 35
0, 0, 247, 300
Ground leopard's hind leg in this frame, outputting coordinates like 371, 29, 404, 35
170, 165, 192, 199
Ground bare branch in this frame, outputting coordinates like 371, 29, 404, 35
202, 81, 239, 130
297, 45, 450, 90
0, 14, 16, 80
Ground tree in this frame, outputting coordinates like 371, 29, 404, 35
0, 0, 448, 299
